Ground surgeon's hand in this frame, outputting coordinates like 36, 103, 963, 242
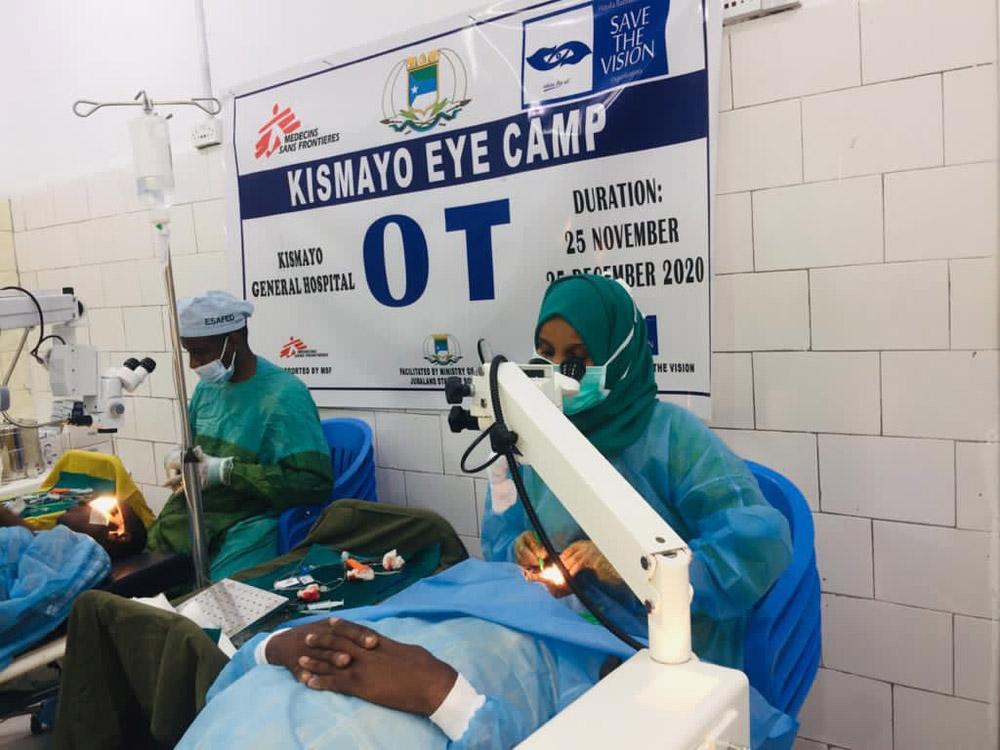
265, 617, 380, 681
560, 540, 623, 586
513, 531, 548, 570
524, 565, 573, 598
163, 448, 183, 491
162, 447, 233, 492
295, 621, 459, 717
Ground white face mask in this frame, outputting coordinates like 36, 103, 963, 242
194, 338, 236, 384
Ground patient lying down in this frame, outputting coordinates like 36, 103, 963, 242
52, 559, 794, 749
0, 500, 147, 672
0, 500, 146, 559
178, 560, 625, 749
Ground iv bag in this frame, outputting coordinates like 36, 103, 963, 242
129, 114, 175, 211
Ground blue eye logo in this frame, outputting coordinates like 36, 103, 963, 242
526, 40, 592, 71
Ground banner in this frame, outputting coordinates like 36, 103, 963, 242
225, 0, 720, 415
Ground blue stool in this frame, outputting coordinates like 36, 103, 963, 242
743, 461, 821, 718
276, 418, 377, 553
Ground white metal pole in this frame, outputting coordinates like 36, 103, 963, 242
155, 223, 210, 589
192, 0, 214, 98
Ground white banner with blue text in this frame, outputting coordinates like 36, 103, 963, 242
225, 0, 720, 413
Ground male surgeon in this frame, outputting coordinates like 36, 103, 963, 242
146, 290, 332, 575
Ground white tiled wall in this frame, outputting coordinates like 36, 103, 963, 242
873, 522, 993, 618
818, 435, 955, 524
713, 270, 810, 351
718, 99, 802, 193
752, 176, 884, 271
955, 615, 999, 702
892, 685, 993, 750
821, 594, 954, 692
727, 0, 860, 107
810, 262, 950, 351
753, 352, 881, 434
956, 441, 1000, 530
858, 0, 996, 84
709, 353, 755, 429
796, 668, 893, 750
944, 64, 998, 165
5, 2, 998, 746
711, 2, 998, 747
801, 75, 943, 181
881, 351, 999, 440
811, 513, 872, 597
884, 162, 998, 261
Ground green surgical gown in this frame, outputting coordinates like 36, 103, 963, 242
148, 357, 332, 557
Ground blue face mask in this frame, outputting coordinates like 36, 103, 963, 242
536, 325, 634, 416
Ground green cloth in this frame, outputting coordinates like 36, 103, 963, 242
19, 498, 77, 518
535, 275, 657, 455
148, 357, 333, 558
52, 500, 467, 750
232, 500, 469, 580
44, 471, 115, 494
51, 589, 230, 750
18, 473, 114, 518
207, 514, 280, 582
234, 542, 441, 646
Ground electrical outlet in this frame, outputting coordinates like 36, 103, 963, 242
723, 0, 799, 25
191, 119, 223, 149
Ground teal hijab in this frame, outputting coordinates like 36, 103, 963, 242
535, 276, 657, 455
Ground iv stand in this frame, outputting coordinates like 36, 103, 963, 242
158, 225, 210, 590
72, 90, 221, 588
73, 90, 221, 118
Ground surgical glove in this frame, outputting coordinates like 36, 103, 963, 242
163, 447, 233, 492
513, 531, 548, 570
198, 449, 233, 489
163, 448, 183, 491
560, 540, 623, 586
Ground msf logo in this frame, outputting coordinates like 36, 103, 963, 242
256, 104, 302, 159
279, 336, 307, 359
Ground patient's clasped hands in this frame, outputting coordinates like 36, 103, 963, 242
266, 617, 459, 717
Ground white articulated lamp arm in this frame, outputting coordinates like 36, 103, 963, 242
0, 288, 80, 331
466, 361, 694, 665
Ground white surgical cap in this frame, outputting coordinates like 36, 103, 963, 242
178, 291, 254, 338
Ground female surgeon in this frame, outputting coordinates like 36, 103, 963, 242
481, 274, 797, 749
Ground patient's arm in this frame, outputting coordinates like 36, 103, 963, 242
272, 619, 459, 718
263, 617, 485, 741
0, 504, 30, 529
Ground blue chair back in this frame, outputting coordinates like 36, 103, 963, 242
743, 461, 821, 719
276, 418, 377, 553
322, 418, 376, 502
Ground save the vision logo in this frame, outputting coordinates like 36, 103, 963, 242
521, 1, 669, 106
279, 337, 328, 361
380, 48, 471, 134
255, 104, 340, 160
526, 40, 592, 71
